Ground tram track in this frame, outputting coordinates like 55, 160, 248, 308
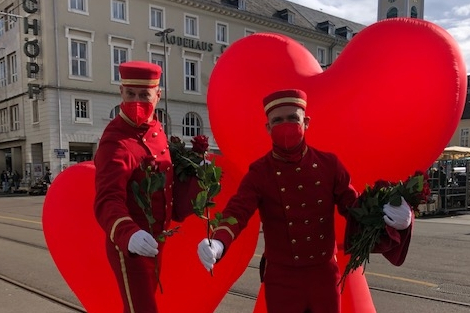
2, 216, 470, 311
1, 259, 470, 312
0, 274, 86, 313
3, 269, 470, 313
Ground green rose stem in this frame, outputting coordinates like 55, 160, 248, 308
169, 135, 237, 276
132, 162, 180, 294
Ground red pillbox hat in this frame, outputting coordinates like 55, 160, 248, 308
263, 89, 307, 115
119, 61, 162, 88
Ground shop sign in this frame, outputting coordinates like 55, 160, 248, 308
23, 0, 42, 99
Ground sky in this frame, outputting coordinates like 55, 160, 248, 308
289, 0, 470, 74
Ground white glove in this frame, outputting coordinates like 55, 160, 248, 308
197, 238, 224, 271
383, 196, 412, 230
199, 159, 212, 166
128, 230, 159, 257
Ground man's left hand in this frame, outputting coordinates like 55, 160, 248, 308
383, 196, 412, 230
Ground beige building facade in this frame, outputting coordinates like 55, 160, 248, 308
0, 0, 364, 183
0, 0, 467, 186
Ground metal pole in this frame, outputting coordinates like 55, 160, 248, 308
155, 28, 174, 135
163, 38, 168, 134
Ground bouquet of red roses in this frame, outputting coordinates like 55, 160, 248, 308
338, 171, 430, 291
168, 135, 237, 230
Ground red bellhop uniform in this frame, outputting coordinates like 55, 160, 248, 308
213, 147, 411, 313
212, 89, 412, 313
94, 61, 194, 313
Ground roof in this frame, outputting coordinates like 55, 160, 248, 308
203, 0, 366, 35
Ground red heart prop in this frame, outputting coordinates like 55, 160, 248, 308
43, 157, 259, 313
43, 18, 467, 313
42, 162, 122, 313
157, 156, 260, 312
207, 18, 467, 313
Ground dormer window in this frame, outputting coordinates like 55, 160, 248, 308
335, 26, 353, 40
277, 9, 295, 24
317, 21, 335, 36
224, 0, 246, 10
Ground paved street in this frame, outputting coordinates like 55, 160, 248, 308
1, 194, 470, 312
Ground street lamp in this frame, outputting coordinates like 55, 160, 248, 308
155, 27, 174, 135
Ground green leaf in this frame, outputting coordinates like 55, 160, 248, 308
208, 182, 221, 198
192, 191, 208, 217
131, 181, 149, 209
223, 216, 238, 225
196, 166, 205, 180
139, 176, 148, 194
149, 172, 166, 193
146, 214, 156, 225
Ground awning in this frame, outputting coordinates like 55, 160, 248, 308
437, 146, 470, 160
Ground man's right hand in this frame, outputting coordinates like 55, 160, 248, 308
197, 239, 224, 271
128, 230, 158, 257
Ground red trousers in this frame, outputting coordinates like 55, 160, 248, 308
107, 242, 161, 313
264, 258, 341, 313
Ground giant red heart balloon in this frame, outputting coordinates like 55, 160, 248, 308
43, 17, 467, 313
42, 161, 122, 313
43, 157, 258, 313
207, 18, 467, 312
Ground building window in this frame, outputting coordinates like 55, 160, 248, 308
150, 52, 165, 88
238, 0, 246, 10
0, 58, 6, 87
182, 112, 202, 137
32, 100, 39, 123
410, 6, 418, 18
156, 108, 170, 133
5, 5, 17, 31
71, 40, 88, 77
7, 53, 17, 83
66, 27, 94, 80
111, 0, 128, 22
0, 17, 4, 36
460, 128, 469, 147
0, 108, 8, 133
109, 35, 133, 83
216, 21, 228, 44
184, 14, 199, 37
184, 59, 198, 92
150, 6, 164, 29
9, 104, 19, 131
69, 0, 88, 13
317, 47, 326, 66
386, 7, 398, 18
113, 47, 128, 81
182, 49, 202, 93
110, 105, 120, 119
287, 12, 295, 24
73, 97, 92, 124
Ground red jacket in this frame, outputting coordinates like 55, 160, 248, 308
94, 115, 193, 257
213, 146, 411, 267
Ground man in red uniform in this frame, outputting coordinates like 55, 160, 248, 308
197, 89, 413, 313
94, 61, 193, 313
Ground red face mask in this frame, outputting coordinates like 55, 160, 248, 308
120, 101, 154, 126
270, 123, 305, 150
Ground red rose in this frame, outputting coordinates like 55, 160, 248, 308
140, 155, 159, 173
191, 135, 209, 154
